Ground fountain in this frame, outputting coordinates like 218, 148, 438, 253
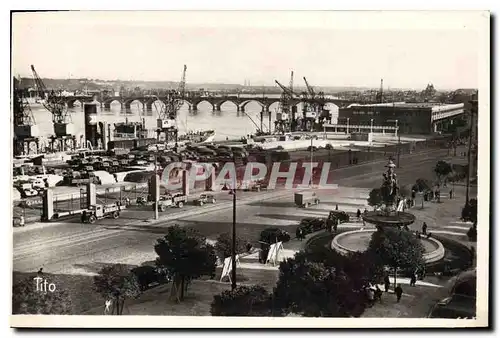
331, 159, 445, 264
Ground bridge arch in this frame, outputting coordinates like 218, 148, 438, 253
103, 99, 123, 109
216, 99, 239, 110
124, 99, 145, 109
194, 99, 214, 111
240, 99, 265, 110
66, 98, 84, 108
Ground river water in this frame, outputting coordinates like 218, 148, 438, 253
28, 95, 339, 146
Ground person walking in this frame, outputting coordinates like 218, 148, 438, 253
375, 285, 383, 303
422, 222, 428, 235
19, 215, 25, 227
335, 204, 339, 211
356, 209, 361, 220
384, 275, 390, 292
395, 284, 403, 302
449, 189, 453, 199
296, 228, 303, 241
410, 271, 417, 286
333, 218, 338, 233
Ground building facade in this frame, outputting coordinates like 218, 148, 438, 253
337, 102, 464, 134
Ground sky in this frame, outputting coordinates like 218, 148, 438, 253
11, 11, 485, 90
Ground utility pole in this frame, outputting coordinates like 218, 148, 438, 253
231, 154, 237, 291
154, 150, 159, 220
465, 95, 477, 207
397, 133, 401, 168
310, 137, 314, 186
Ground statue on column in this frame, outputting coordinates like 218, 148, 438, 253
381, 159, 399, 213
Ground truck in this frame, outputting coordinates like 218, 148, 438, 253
193, 193, 216, 206
81, 203, 126, 224
294, 192, 320, 208
153, 193, 188, 212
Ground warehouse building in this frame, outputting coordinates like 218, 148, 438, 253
333, 102, 465, 135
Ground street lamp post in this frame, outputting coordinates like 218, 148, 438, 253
465, 95, 477, 207
370, 118, 373, 134
347, 118, 350, 134
154, 150, 159, 220
310, 137, 314, 186
231, 155, 237, 291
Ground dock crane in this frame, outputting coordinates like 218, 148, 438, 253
156, 65, 187, 149
31, 64, 76, 152
13, 76, 39, 155
275, 71, 300, 133
301, 77, 328, 131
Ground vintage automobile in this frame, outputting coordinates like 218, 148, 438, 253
194, 193, 217, 206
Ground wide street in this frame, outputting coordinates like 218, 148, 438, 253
13, 148, 460, 275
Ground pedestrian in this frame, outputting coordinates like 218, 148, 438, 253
37, 268, 43, 277
375, 285, 383, 303
335, 204, 339, 211
333, 218, 338, 233
410, 272, 417, 286
296, 228, 303, 241
427, 232, 432, 239
364, 208, 368, 214
384, 275, 390, 292
395, 284, 403, 302
104, 299, 112, 315
19, 215, 25, 227
449, 190, 453, 199
126, 197, 130, 206
422, 222, 427, 235
356, 209, 361, 219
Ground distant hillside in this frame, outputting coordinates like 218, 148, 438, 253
14, 76, 468, 94
13, 76, 381, 94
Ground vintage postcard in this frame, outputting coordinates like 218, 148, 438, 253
9, 10, 490, 328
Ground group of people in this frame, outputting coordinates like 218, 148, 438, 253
366, 276, 405, 305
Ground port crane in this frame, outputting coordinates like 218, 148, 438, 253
156, 65, 187, 149
275, 71, 300, 133
13, 76, 39, 155
31, 64, 76, 152
300, 77, 328, 131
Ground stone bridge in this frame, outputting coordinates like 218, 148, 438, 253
63, 95, 362, 112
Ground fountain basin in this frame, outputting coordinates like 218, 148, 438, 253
362, 211, 417, 227
331, 228, 446, 264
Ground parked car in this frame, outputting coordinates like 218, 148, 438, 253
194, 193, 217, 206
328, 210, 350, 223
259, 227, 291, 245
298, 217, 326, 235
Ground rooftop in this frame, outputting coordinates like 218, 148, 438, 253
350, 102, 464, 109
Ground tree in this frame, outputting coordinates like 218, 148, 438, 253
273, 252, 367, 317
154, 225, 217, 302
367, 188, 383, 210
214, 232, 247, 261
93, 264, 141, 315
12, 276, 72, 314
211, 285, 271, 316
434, 160, 453, 184
367, 227, 425, 287
413, 178, 432, 192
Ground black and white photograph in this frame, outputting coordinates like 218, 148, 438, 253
8, 10, 490, 328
